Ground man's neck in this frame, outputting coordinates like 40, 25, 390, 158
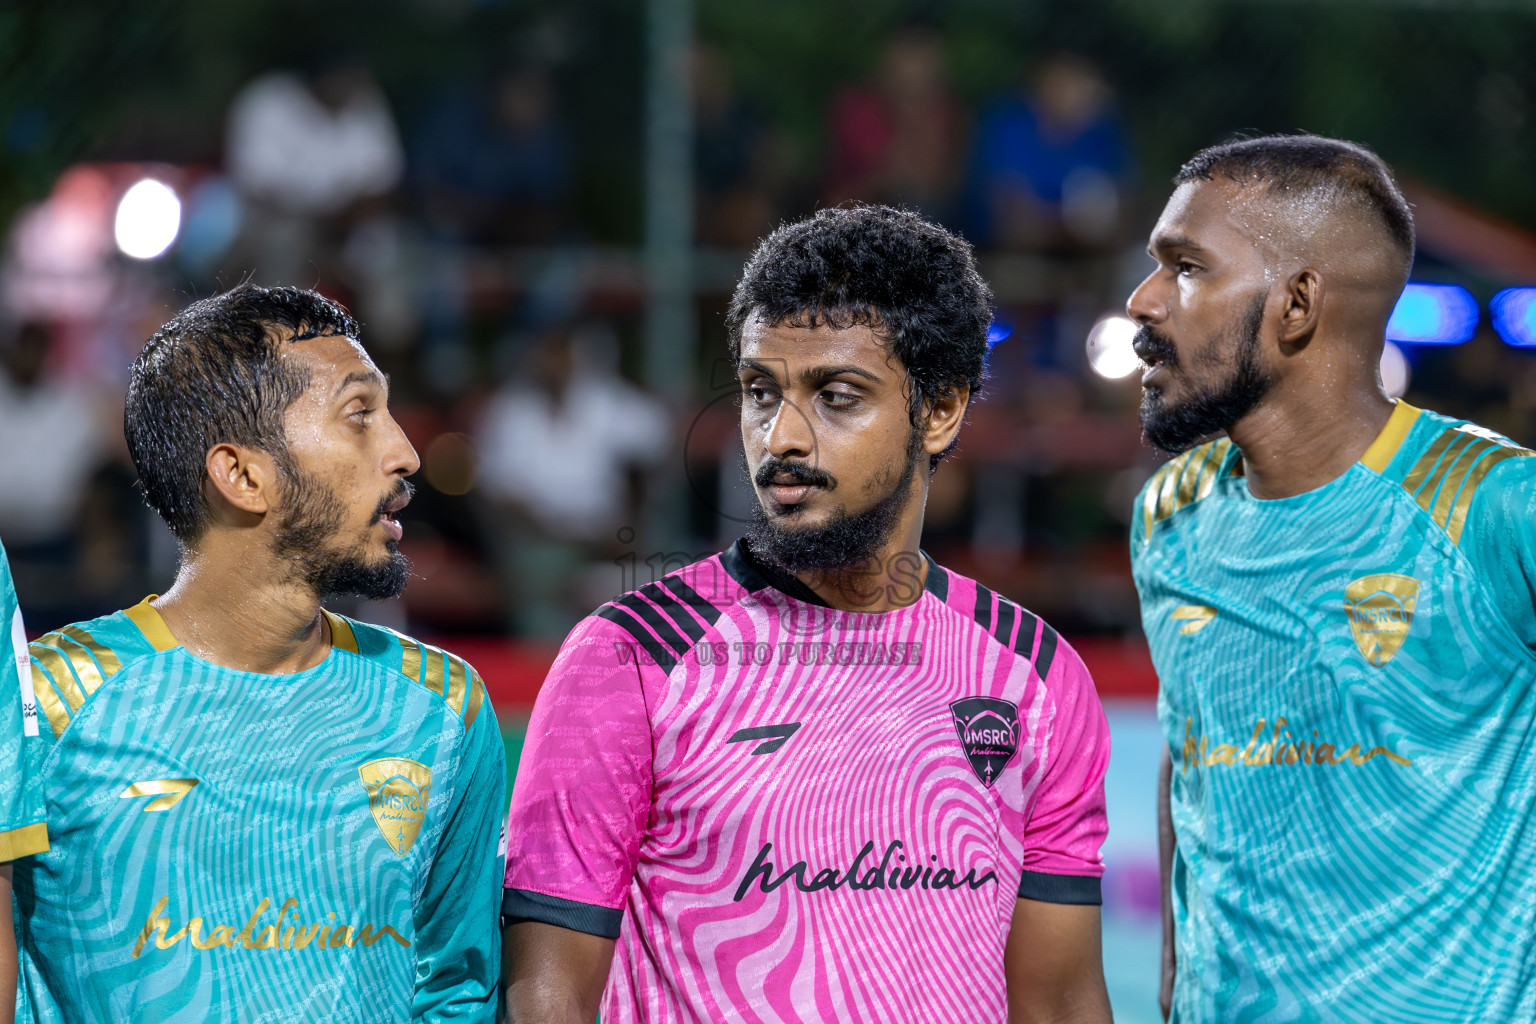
153, 547, 331, 674
792, 516, 929, 614
1227, 374, 1395, 500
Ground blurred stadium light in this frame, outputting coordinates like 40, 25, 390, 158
113, 178, 180, 260
1491, 287, 1536, 347
1086, 315, 1141, 379
1381, 341, 1411, 398
1386, 283, 1478, 345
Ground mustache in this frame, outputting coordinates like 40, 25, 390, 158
1132, 325, 1180, 369
373, 479, 414, 521
755, 458, 836, 491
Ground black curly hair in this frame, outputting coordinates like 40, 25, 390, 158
725, 204, 993, 469
124, 282, 360, 544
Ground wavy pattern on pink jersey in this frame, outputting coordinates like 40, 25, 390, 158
506, 552, 1109, 1024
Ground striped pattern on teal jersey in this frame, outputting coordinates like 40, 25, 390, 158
1132, 401, 1536, 1022
1, 541, 48, 861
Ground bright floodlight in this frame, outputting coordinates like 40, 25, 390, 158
1386, 283, 1478, 345
1086, 315, 1141, 379
1491, 288, 1536, 347
114, 179, 181, 259
1380, 341, 1410, 398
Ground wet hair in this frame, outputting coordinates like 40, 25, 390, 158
725, 204, 993, 469
1174, 134, 1415, 271
124, 282, 359, 544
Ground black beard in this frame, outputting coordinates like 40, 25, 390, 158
270, 466, 412, 602
1138, 294, 1273, 455
744, 431, 922, 574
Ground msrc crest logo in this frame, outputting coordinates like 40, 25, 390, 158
949, 697, 1020, 788
359, 758, 432, 856
1344, 574, 1419, 667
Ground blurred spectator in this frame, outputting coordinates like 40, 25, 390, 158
822, 27, 965, 223
964, 54, 1128, 250
693, 44, 776, 248
1, 166, 117, 322
411, 67, 570, 245
0, 322, 104, 545
226, 62, 404, 282
476, 323, 669, 636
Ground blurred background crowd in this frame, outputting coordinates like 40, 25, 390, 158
3, 2, 1534, 1014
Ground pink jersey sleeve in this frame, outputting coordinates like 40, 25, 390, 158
502, 618, 654, 936
1020, 636, 1109, 895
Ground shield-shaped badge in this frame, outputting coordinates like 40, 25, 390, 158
359, 758, 433, 856
949, 697, 1021, 788
1344, 574, 1419, 667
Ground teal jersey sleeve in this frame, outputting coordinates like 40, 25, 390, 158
1460, 452, 1536, 650
412, 677, 505, 1022
0, 540, 47, 861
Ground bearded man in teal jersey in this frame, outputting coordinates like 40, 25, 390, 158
13, 284, 503, 1022
1128, 135, 1536, 1022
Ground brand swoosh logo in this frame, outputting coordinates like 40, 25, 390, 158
120, 779, 200, 812
726, 723, 802, 755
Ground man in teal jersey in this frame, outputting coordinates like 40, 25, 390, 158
2, 539, 47, 1024
12, 284, 504, 1022
1128, 135, 1536, 1022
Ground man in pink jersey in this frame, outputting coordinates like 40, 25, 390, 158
501, 205, 1112, 1023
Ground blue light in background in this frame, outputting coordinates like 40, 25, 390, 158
986, 320, 1013, 347
1491, 288, 1536, 347
1386, 283, 1479, 345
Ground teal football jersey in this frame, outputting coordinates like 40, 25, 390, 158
13, 598, 505, 1023
1, 539, 48, 861
1132, 401, 1536, 1023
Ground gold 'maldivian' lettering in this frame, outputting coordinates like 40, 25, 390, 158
1181, 717, 1411, 775
130, 897, 410, 958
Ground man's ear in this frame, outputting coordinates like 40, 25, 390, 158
203, 443, 278, 525
1278, 267, 1324, 349
922, 385, 970, 457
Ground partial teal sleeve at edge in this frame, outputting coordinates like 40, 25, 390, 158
0, 541, 47, 855
411, 699, 507, 1022
1461, 457, 1536, 651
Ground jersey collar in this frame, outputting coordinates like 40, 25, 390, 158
721, 539, 946, 608
122, 596, 359, 655
1359, 399, 1423, 473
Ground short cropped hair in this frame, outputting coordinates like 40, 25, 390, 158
1175, 134, 1415, 268
725, 205, 992, 468
124, 283, 359, 543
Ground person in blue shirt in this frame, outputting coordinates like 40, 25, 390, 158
13, 284, 503, 1022
1128, 135, 1536, 1022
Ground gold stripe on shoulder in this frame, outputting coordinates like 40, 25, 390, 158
400, 636, 423, 683
46, 634, 105, 697
322, 610, 359, 655
1359, 401, 1422, 473
122, 597, 178, 652
1445, 446, 1531, 544
1426, 438, 1500, 524
58, 625, 123, 678
444, 656, 468, 714
1402, 429, 1462, 499
421, 645, 447, 697
1144, 440, 1231, 538
463, 670, 486, 728
29, 643, 84, 713
29, 662, 70, 737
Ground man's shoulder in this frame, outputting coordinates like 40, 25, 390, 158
938, 567, 1068, 684
562, 551, 739, 674
1367, 405, 1534, 546
1134, 438, 1238, 547
325, 613, 492, 732
25, 604, 166, 741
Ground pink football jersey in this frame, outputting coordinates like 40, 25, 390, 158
503, 541, 1109, 1023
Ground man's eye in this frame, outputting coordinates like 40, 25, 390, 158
745, 385, 776, 406
1176, 261, 1200, 277
352, 407, 375, 422
821, 390, 857, 407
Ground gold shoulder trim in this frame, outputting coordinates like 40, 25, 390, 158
1359, 400, 1422, 473
1401, 426, 1533, 544
322, 610, 359, 655
463, 669, 487, 729
395, 634, 484, 724
1141, 439, 1234, 539
123, 597, 179, 652
28, 659, 71, 737
0, 822, 49, 861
